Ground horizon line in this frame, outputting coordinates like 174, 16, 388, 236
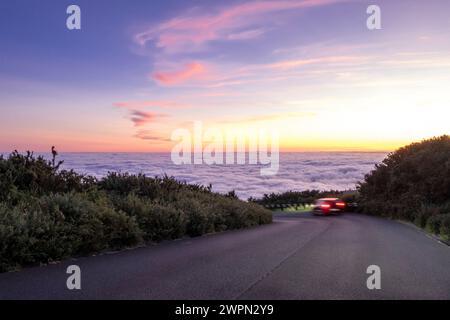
0, 150, 392, 154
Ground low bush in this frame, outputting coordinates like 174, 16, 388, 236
0, 193, 143, 272
173, 196, 213, 237
439, 214, 450, 240
0, 151, 95, 203
414, 203, 448, 229
112, 194, 187, 241
0, 150, 272, 272
357, 135, 450, 237
425, 213, 450, 240
358, 136, 450, 220
426, 214, 443, 235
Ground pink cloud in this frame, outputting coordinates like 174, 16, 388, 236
134, 130, 172, 142
200, 54, 370, 88
266, 55, 368, 70
134, 0, 349, 52
114, 100, 188, 109
130, 110, 168, 127
152, 61, 208, 85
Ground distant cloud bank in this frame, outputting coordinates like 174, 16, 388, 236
60, 152, 387, 199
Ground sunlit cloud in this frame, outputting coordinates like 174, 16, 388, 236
130, 110, 169, 127
197, 54, 373, 88
114, 100, 189, 109
218, 111, 316, 125
199, 51, 450, 89
134, 0, 350, 53
134, 130, 172, 142
265, 55, 369, 70
152, 61, 208, 85
3, 0, 450, 152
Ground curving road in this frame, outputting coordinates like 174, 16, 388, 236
0, 213, 449, 300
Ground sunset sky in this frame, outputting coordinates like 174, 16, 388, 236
1, 0, 449, 152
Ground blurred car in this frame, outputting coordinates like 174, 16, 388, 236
312, 198, 346, 215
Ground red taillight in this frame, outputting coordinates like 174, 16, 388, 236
320, 204, 331, 209
336, 202, 346, 207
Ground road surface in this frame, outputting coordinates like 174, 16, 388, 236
0, 213, 449, 299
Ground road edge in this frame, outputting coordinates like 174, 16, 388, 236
396, 220, 450, 246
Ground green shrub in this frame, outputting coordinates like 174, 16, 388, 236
240, 201, 273, 225
439, 214, 450, 240
358, 135, 450, 227
0, 202, 44, 271
112, 190, 272, 241
0, 151, 95, 203
426, 215, 443, 235
0, 193, 143, 272
173, 196, 213, 237
0, 150, 272, 272
0, 199, 80, 271
415, 205, 436, 228
142, 204, 186, 241
40, 193, 142, 253
212, 197, 272, 230
99, 172, 212, 201
110, 194, 187, 241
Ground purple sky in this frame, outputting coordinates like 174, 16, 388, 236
1, 0, 449, 152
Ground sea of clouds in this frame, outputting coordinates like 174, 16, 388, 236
57, 152, 387, 200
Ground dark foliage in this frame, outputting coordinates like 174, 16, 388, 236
357, 135, 450, 239
0, 150, 272, 272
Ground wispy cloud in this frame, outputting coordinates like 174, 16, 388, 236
130, 110, 168, 127
134, 130, 172, 142
265, 55, 368, 70
135, 0, 352, 87
218, 111, 316, 124
152, 61, 208, 85
145, 49, 447, 90
114, 100, 189, 109
202, 54, 372, 88
134, 0, 349, 53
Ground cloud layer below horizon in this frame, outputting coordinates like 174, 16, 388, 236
59, 152, 387, 199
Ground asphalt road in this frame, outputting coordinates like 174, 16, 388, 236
0, 213, 449, 300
